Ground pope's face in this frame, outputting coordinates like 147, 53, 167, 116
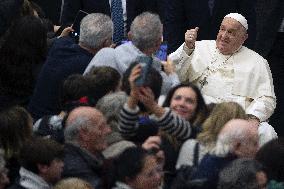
216, 17, 248, 55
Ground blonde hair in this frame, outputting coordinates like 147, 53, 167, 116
54, 178, 93, 189
197, 102, 247, 148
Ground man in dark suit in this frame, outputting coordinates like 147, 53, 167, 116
164, 0, 256, 53
255, 0, 284, 136
60, 0, 163, 36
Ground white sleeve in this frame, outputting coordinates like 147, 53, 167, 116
246, 96, 276, 122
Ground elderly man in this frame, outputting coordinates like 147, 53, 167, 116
28, 13, 113, 121
84, 12, 179, 95
191, 119, 259, 189
62, 106, 111, 188
170, 13, 276, 123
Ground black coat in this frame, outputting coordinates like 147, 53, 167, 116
62, 143, 104, 189
254, 0, 284, 57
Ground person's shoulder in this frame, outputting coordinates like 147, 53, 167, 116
240, 46, 267, 61
182, 139, 199, 147
115, 42, 139, 55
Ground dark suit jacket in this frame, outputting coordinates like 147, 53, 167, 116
164, 0, 256, 53
60, 0, 162, 32
254, 0, 284, 58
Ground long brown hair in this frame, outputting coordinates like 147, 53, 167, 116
197, 102, 247, 147
0, 106, 32, 159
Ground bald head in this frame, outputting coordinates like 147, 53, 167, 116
64, 106, 111, 154
220, 119, 257, 136
214, 119, 259, 158
66, 106, 103, 127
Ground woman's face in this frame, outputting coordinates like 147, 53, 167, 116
170, 87, 198, 121
129, 156, 162, 189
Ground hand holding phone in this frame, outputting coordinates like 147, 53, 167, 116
135, 56, 153, 86
69, 10, 89, 39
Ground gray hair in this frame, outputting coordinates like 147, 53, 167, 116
64, 116, 91, 143
211, 122, 248, 157
130, 12, 163, 51
79, 13, 113, 49
218, 158, 264, 189
96, 91, 127, 133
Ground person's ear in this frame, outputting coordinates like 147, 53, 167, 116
103, 38, 113, 47
127, 32, 132, 41
233, 141, 242, 157
154, 37, 162, 49
37, 164, 49, 175
241, 32, 248, 43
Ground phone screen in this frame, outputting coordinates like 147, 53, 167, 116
155, 43, 168, 61
70, 10, 89, 39
135, 56, 153, 86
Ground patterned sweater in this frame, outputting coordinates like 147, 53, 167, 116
118, 103, 191, 142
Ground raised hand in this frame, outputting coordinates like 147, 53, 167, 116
185, 27, 199, 49
127, 64, 142, 109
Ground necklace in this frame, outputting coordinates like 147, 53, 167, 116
199, 47, 241, 88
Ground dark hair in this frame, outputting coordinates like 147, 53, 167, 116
163, 82, 208, 126
121, 62, 162, 112
255, 138, 284, 182
218, 158, 265, 189
19, 137, 64, 174
108, 147, 155, 188
0, 106, 32, 159
0, 16, 47, 97
85, 66, 121, 106
59, 74, 89, 112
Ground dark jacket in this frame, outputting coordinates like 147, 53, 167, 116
62, 143, 104, 189
254, 0, 284, 57
0, 0, 23, 37
28, 36, 93, 121
60, 0, 163, 32
191, 153, 237, 189
7, 183, 25, 189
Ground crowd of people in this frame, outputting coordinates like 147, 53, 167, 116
0, 0, 283, 189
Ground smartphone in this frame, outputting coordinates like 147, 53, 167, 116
155, 42, 168, 61
69, 10, 89, 39
135, 56, 153, 86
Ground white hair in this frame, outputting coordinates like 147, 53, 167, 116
130, 12, 163, 52
211, 122, 248, 157
64, 116, 90, 143
79, 13, 113, 49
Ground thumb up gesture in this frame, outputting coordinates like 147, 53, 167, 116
185, 27, 199, 49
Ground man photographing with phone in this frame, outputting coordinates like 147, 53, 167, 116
28, 13, 113, 121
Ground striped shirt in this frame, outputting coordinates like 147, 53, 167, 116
118, 103, 191, 141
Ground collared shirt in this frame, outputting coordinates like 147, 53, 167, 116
19, 167, 51, 189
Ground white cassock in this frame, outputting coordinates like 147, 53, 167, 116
169, 40, 276, 122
